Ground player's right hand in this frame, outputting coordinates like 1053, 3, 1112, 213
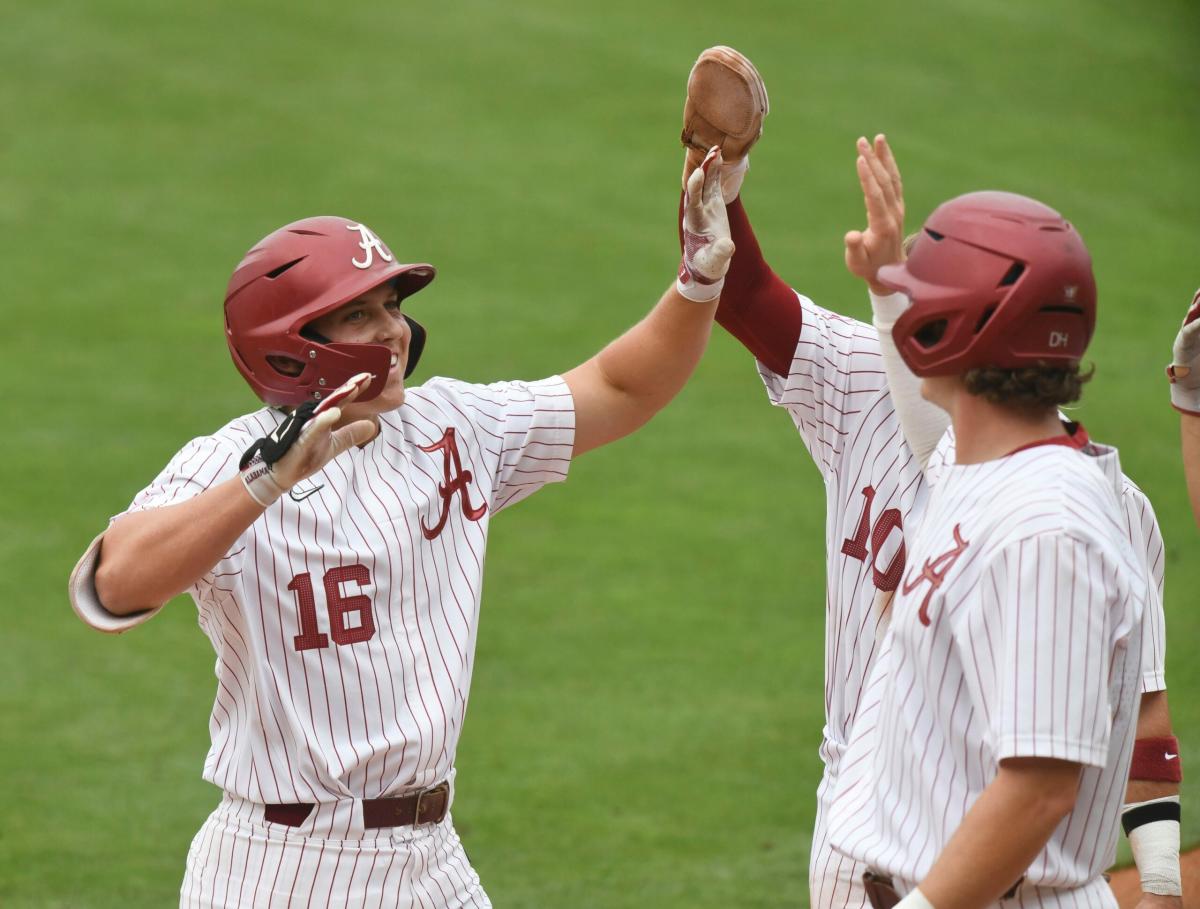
676, 146, 736, 303
844, 134, 906, 295
1168, 288, 1200, 415
239, 372, 380, 507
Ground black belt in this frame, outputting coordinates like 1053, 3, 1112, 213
264, 781, 450, 829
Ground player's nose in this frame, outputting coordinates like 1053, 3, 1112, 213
376, 310, 407, 344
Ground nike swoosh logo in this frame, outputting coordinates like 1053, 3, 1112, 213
289, 484, 324, 502
1165, 753, 1179, 760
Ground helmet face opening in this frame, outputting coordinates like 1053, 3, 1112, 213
913, 318, 948, 349
265, 355, 305, 378
223, 216, 436, 407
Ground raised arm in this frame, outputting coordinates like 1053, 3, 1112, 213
563, 148, 732, 457
847, 134, 949, 468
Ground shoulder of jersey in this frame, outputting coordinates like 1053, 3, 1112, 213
188, 407, 282, 454
398, 375, 472, 413
987, 446, 1129, 553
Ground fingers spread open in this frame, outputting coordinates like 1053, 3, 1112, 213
875, 134, 904, 209
862, 142, 898, 214
858, 155, 889, 228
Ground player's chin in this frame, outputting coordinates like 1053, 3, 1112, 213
371, 369, 407, 413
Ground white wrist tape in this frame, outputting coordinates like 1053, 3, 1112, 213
895, 886, 936, 909
1125, 796, 1182, 896
241, 460, 284, 507
675, 273, 724, 303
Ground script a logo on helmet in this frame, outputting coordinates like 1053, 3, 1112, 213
347, 223, 395, 270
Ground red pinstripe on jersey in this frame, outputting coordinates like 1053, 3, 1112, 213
123, 376, 574, 824
759, 294, 927, 775
754, 292, 1165, 908
827, 440, 1147, 898
757, 293, 927, 909
928, 427, 1167, 694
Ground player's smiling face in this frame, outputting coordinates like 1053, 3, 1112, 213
308, 282, 411, 415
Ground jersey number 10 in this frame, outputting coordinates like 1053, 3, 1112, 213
288, 565, 376, 651
840, 485, 906, 592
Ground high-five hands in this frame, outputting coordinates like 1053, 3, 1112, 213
845, 134, 907, 295
676, 146, 736, 303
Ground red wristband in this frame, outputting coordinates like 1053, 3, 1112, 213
1130, 736, 1183, 783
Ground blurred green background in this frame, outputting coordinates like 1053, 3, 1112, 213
2, 0, 1197, 905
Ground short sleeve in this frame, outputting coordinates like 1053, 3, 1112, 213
756, 293, 886, 479
121, 435, 242, 518
1123, 484, 1166, 692
978, 534, 1129, 768
447, 376, 575, 512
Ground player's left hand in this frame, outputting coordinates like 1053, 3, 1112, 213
1167, 288, 1200, 414
845, 134, 906, 296
676, 145, 735, 303
239, 372, 380, 506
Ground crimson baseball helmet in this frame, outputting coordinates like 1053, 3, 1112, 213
224, 216, 435, 407
880, 191, 1096, 377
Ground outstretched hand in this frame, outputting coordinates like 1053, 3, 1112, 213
240, 372, 380, 507
676, 145, 735, 303
844, 134, 906, 295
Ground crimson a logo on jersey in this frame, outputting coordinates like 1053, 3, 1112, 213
901, 524, 969, 626
419, 427, 487, 540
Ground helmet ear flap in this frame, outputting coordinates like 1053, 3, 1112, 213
404, 316, 426, 378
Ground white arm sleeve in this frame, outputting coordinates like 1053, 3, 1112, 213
870, 290, 950, 471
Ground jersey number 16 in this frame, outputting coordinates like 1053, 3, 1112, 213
288, 565, 376, 651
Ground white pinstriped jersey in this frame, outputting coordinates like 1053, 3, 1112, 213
827, 439, 1146, 896
928, 428, 1167, 694
758, 294, 926, 778
121, 376, 573, 811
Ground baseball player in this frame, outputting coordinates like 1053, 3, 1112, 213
1168, 289, 1200, 527
679, 48, 1181, 908
822, 189, 1149, 908
68, 150, 735, 908
854, 147, 1183, 909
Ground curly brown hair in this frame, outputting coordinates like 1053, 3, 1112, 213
963, 363, 1094, 410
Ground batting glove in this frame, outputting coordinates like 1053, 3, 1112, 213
676, 146, 735, 303
1167, 289, 1200, 415
239, 372, 380, 507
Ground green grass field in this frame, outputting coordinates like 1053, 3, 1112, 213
3, 0, 1198, 905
